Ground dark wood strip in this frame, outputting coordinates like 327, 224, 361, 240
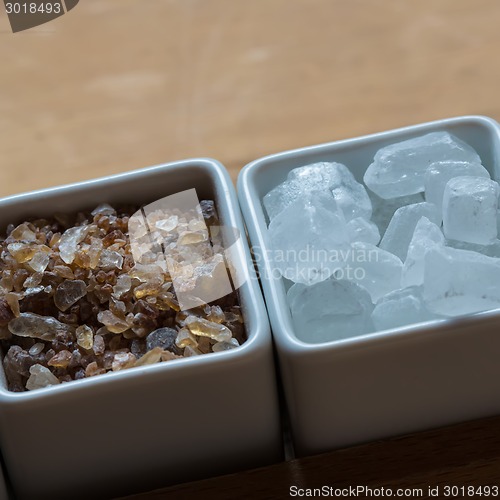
122, 415, 500, 499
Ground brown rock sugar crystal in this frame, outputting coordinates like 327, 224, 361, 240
0, 201, 245, 391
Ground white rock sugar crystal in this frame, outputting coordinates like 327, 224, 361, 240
342, 242, 403, 302
268, 190, 350, 285
273, 132, 500, 339
364, 132, 481, 199
287, 279, 374, 343
380, 202, 440, 261
402, 217, 445, 288
446, 238, 500, 259
424, 160, 490, 213
263, 162, 371, 221
346, 217, 380, 245
423, 246, 500, 316
372, 286, 436, 331
369, 192, 424, 238
443, 176, 500, 245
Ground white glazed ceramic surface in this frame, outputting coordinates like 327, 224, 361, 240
0, 468, 8, 500
238, 116, 500, 456
0, 159, 282, 500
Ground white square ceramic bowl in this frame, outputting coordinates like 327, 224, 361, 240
238, 116, 500, 457
0, 159, 282, 500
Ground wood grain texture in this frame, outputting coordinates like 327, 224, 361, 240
124, 416, 500, 499
1, 0, 500, 194
2, 1, 500, 498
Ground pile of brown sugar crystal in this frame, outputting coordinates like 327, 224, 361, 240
0, 201, 245, 391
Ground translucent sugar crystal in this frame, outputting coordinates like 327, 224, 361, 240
184, 315, 232, 342
7, 243, 49, 264
287, 279, 374, 343
112, 274, 132, 298
445, 238, 500, 259
196, 335, 211, 354
97, 310, 129, 334
54, 280, 87, 311
133, 277, 163, 299
5, 293, 19, 318
76, 325, 94, 350
8, 312, 71, 341
53, 265, 75, 279
58, 225, 89, 264
424, 160, 490, 213
312, 164, 372, 221
93, 334, 105, 356
364, 132, 481, 199
205, 305, 225, 324
372, 286, 436, 331
87, 237, 104, 269
91, 203, 116, 216
0, 298, 14, 326
380, 202, 440, 260
264, 162, 371, 221
183, 253, 232, 308
190, 255, 227, 288
184, 345, 202, 356
99, 249, 123, 270
112, 352, 136, 371
402, 217, 445, 288
188, 218, 206, 231
3, 346, 31, 391
134, 346, 163, 367
161, 351, 180, 362
347, 217, 380, 245
85, 361, 105, 377
443, 176, 500, 245
268, 191, 350, 285
23, 272, 43, 289
129, 263, 165, 282
175, 328, 199, 348
146, 327, 177, 352
423, 246, 500, 316
370, 192, 424, 238
155, 215, 179, 233
177, 231, 208, 245
48, 350, 72, 369
264, 171, 317, 221
344, 242, 403, 302
26, 364, 60, 391
29, 252, 50, 273
29, 343, 44, 356
212, 338, 239, 352
10, 223, 37, 242
0, 200, 245, 391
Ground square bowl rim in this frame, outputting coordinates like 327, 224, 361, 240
237, 114, 500, 356
0, 157, 270, 402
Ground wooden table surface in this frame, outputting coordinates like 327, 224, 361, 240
123, 416, 500, 500
2, 1, 500, 498
1, 0, 500, 194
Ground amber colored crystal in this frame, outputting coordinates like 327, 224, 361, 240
0, 202, 245, 391
134, 346, 163, 367
76, 325, 94, 350
48, 350, 72, 369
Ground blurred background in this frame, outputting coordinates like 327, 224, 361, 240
1, 0, 499, 196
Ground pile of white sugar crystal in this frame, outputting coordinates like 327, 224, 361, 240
264, 132, 500, 343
